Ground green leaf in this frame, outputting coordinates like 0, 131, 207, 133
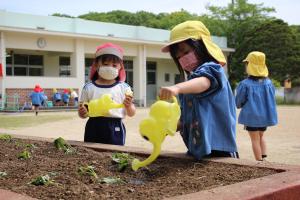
17, 150, 31, 160
78, 165, 98, 179
54, 137, 75, 154
111, 153, 133, 171
26, 144, 37, 149
0, 172, 7, 178
30, 174, 54, 186
0, 134, 12, 142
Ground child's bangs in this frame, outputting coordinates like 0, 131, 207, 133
97, 54, 121, 64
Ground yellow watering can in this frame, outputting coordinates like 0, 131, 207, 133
83, 94, 124, 117
132, 96, 181, 171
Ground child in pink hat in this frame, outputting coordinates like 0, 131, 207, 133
78, 43, 136, 145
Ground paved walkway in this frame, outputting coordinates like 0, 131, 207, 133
1, 106, 299, 165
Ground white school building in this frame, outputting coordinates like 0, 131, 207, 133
0, 11, 234, 108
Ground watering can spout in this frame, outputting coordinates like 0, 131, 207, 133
132, 96, 181, 171
132, 143, 162, 171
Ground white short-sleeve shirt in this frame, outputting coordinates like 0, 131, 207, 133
80, 81, 132, 118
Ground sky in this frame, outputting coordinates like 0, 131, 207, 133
0, 0, 299, 25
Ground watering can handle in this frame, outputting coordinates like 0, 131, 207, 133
82, 102, 89, 112
156, 96, 178, 103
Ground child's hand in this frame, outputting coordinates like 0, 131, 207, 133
159, 86, 180, 100
78, 103, 88, 118
123, 94, 133, 108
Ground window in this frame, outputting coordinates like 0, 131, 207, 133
14, 54, 27, 65
29, 68, 43, 76
59, 57, 71, 77
165, 73, 170, 82
124, 60, 133, 88
85, 58, 94, 83
29, 55, 43, 65
146, 62, 156, 85
6, 53, 43, 76
6, 67, 12, 75
174, 74, 181, 84
14, 67, 27, 76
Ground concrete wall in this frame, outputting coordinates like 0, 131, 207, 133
284, 87, 300, 103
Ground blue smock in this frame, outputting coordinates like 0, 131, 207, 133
179, 62, 237, 159
30, 92, 44, 106
235, 78, 278, 127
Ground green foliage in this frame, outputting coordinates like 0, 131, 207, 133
271, 79, 281, 88
30, 174, 54, 186
291, 78, 300, 87
17, 149, 31, 160
51, 1, 300, 85
78, 165, 98, 179
0, 134, 12, 142
15, 140, 38, 149
25, 143, 37, 149
100, 177, 125, 184
0, 172, 7, 178
231, 19, 300, 82
111, 153, 133, 171
54, 137, 75, 154
52, 13, 74, 18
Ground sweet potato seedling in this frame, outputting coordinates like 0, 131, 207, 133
0, 172, 7, 178
17, 149, 31, 160
54, 137, 75, 154
78, 165, 98, 179
30, 174, 54, 186
15, 141, 37, 149
111, 152, 133, 171
0, 134, 12, 142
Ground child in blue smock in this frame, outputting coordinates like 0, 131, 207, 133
30, 84, 44, 116
62, 89, 70, 106
52, 88, 62, 106
159, 21, 238, 160
236, 51, 278, 161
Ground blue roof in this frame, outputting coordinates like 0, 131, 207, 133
0, 10, 228, 48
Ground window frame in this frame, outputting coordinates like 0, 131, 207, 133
6, 53, 44, 76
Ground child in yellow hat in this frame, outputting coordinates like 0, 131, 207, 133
160, 21, 238, 159
236, 51, 278, 161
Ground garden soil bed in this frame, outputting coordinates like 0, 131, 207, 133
0, 138, 280, 200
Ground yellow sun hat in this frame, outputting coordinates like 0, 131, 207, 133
243, 51, 268, 77
161, 20, 226, 66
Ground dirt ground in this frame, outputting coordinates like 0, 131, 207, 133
0, 106, 299, 165
0, 138, 277, 200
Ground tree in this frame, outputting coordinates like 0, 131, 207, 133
52, 13, 74, 18
232, 19, 300, 82
206, 0, 279, 87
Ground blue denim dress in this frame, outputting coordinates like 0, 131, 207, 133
179, 62, 237, 160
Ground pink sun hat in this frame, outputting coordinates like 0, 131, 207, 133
89, 43, 126, 82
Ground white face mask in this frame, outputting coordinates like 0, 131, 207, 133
97, 66, 119, 80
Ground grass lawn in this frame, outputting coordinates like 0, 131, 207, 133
0, 114, 75, 129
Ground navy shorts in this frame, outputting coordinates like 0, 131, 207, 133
84, 117, 126, 145
245, 126, 267, 131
